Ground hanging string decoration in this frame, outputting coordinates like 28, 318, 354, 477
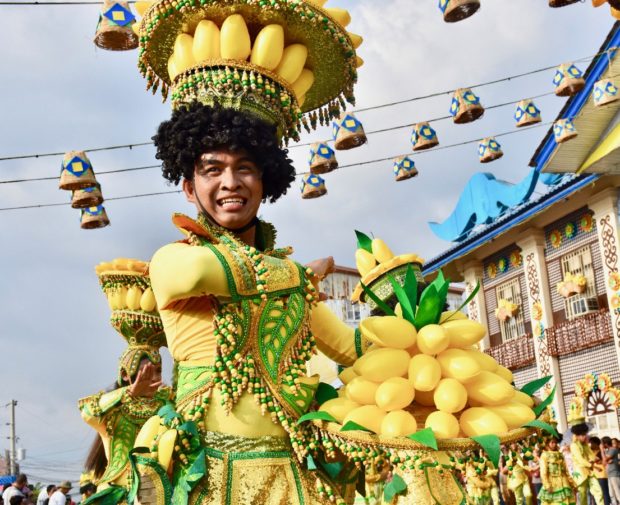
514, 99, 542, 128
71, 183, 104, 209
301, 174, 327, 199
308, 142, 338, 175
332, 113, 367, 150
59, 151, 98, 191
438, 0, 481, 22
553, 63, 586, 97
478, 137, 503, 163
450, 88, 484, 124
593, 78, 619, 107
94, 0, 138, 51
553, 118, 578, 144
80, 205, 110, 229
393, 156, 418, 182
411, 122, 439, 151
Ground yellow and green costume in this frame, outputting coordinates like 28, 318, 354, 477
464, 458, 500, 505
538, 450, 575, 505
570, 440, 604, 505
505, 451, 533, 505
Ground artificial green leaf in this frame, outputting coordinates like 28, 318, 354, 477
316, 382, 339, 406
178, 421, 199, 438
361, 281, 396, 317
404, 265, 418, 310
158, 403, 181, 425
341, 421, 373, 432
355, 230, 373, 253
297, 411, 337, 425
321, 461, 345, 480
444, 282, 481, 323
306, 454, 317, 471
406, 428, 438, 450
534, 386, 556, 417
414, 285, 440, 329
520, 376, 552, 397
185, 449, 207, 485
171, 479, 189, 505
472, 434, 501, 468
388, 274, 415, 324
384, 474, 408, 503
523, 420, 559, 438
83, 485, 127, 505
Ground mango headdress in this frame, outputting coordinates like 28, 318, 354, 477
134, 0, 363, 142
95, 258, 166, 384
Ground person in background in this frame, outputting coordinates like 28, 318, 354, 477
570, 423, 604, 505
3, 475, 27, 505
48, 483, 72, 505
602, 437, 620, 505
530, 449, 543, 503
78, 484, 96, 504
538, 434, 576, 505
37, 485, 55, 505
590, 436, 611, 505
9, 496, 24, 505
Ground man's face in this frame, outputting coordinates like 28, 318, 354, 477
578, 433, 588, 443
60, 488, 70, 495
183, 149, 263, 231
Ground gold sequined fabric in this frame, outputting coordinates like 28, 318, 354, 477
392, 466, 467, 505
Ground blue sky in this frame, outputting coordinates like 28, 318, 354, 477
0, 0, 613, 488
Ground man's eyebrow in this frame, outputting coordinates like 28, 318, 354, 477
197, 157, 224, 165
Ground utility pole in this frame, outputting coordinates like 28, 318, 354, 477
9, 400, 16, 475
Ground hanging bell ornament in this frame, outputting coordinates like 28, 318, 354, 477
411, 122, 439, 151
71, 183, 104, 209
478, 137, 503, 163
553, 63, 586, 97
593, 78, 619, 107
553, 118, 578, 144
309, 143, 338, 174
80, 205, 111, 229
450, 88, 484, 124
332, 113, 367, 150
94, 0, 139, 51
393, 156, 418, 182
301, 174, 327, 199
438, 0, 481, 22
514, 99, 542, 128
59, 151, 98, 191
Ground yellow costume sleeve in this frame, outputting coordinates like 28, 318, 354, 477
78, 387, 129, 437
311, 302, 370, 367
571, 442, 592, 468
149, 243, 230, 308
539, 453, 550, 488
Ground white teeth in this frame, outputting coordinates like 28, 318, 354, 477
220, 199, 245, 205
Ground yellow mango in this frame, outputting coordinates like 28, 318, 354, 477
250, 24, 284, 70
371, 238, 394, 263
360, 316, 417, 349
414, 388, 436, 407
132, 23, 140, 36
106, 291, 115, 310
366, 343, 381, 353
466, 371, 516, 406
346, 376, 380, 405
439, 310, 468, 324
442, 319, 486, 348
325, 7, 351, 27
436, 349, 481, 383
135, 1, 151, 16
193, 20, 221, 61
381, 410, 417, 437
275, 44, 308, 83
319, 398, 360, 423
355, 56, 364, 68
459, 407, 508, 437
408, 354, 441, 392
307, 0, 327, 6
406, 342, 420, 356
513, 390, 535, 408
298, 94, 306, 107
347, 32, 363, 49
134, 415, 161, 448
338, 366, 358, 384
434, 378, 467, 413
291, 69, 315, 100
157, 429, 177, 470
417, 324, 450, 355
220, 14, 251, 60
495, 365, 514, 384
338, 386, 347, 398
126, 286, 143, 311
116, 287, 128, 309
355, 249, 376, 276
463, 349, 498, 373
487, 402, 536, 430
425, 411, 460, 439
343, 405, 386, 434
375, 377, 415, 411
173, 34, 196, 74
353, 348, 409, 382
140, 287, 157, 312
168, 55, 179, 81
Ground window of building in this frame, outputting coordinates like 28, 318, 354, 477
586, 389, 620, 438
560, 245, 599, 319
344, 300, 361, 323
495, 277, 526, 342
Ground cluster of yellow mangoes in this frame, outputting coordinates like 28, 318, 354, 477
355, 238, 397, 277
320, 312, 536, 440
134, 415, 177, 470
95, 259, 157, 313
105, 285, 157, 312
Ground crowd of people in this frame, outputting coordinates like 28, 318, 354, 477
0, 475, 96, 505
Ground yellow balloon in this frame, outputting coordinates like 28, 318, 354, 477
338, 366, 358, 384
347, 32, 363, 49
495, 365, 514, 384
375, 377, 415, 411
436, 349, 481, 383
417, 324, 450, 355
425, 411, 460, 439
463, 349, 498, 373
325, 7, 351, 27
434, 378, 468, 413
360, 316, 417, 350
466, 371, 516, 406
381, 410, 417, 437
513, 390, 535, 408
275, 44, 308, 83
250, 24, 284, 70
319, 398, 360, 423
459, 407, 508, 437
343, 405, 386, 434
174, 33, 196, 74
355, 249, 376, 276
442, 319, 486, 348
140, 287, 157, 312
220, 14, 251, 60
353, 348, 410, 382
193, 20, 221, 62
408, 354, 441, 392
291, 69, 315, 100
346, 376, 380, 405
487, 402, 536, 430
415, 388, 436, 407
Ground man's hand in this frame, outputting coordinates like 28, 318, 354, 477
306, 257, 335, 302
129, 362, 163, 399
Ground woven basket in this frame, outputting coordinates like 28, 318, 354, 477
59, 151, 98, 191
554, 63, 585, 97
301, 174, 327, 199
594, 79, 619, 107
94, 1, 139, 51
393, 156, 418, 182
81, 206, 110, 229
71, 184, 104, 209
450, 88, 484, 124
553, 119, 578, 144
478, 137, 503, 163
515, 99, 542, 128
441, 0, 481, 22
309, 142, 338, 175
333, 113, 367, 150
548, 0, 580, 6
411, 122, 439, 151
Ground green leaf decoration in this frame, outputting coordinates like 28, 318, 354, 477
534, 386, 556, 417
523, 420, 559, 438
361, 281, 396, 317
177, 421, 199, 438
321, 461, 345, 480
158, 403, 181, 425
383, 474, 408, 503
472, 434, 501, 468
306, 454, 317, 471
404, 265, 419, 310
297, 411, 337, 425
444, 282, 481, 323
316, 382, 339, 406
520, 376, 552, 397
83, 485, 127, 505
414, 284, 441, 329
406, 428, 438, 450
355, 230, 373, 253
185, 449, 207, 486
388, 274, 415, 324
340, 420, 373, 432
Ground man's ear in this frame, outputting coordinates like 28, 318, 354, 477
182, 178, 196, 204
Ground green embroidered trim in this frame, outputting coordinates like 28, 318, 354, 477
176, 366, 214, 403
280, 380, 318, 417
289, 461, 305, 505
202, 241, 241, 302
354, 328, 363, 358
134, 454, 173, 505
99, 415, 137, 484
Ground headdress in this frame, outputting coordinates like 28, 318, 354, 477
95, 258, 166, 384
133, 0, 363, 142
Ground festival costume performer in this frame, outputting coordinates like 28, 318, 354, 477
538, 435, 576, 505
463, 452, 500, 505
570, 423, 604, 505
504, 444, 533, 505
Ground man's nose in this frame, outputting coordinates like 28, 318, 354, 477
221, 167, 242, 189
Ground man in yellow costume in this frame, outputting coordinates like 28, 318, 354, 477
570, 423, 604, 505
503, 443, 533, 505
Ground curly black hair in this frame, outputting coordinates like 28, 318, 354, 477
153, 103, 296, 203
